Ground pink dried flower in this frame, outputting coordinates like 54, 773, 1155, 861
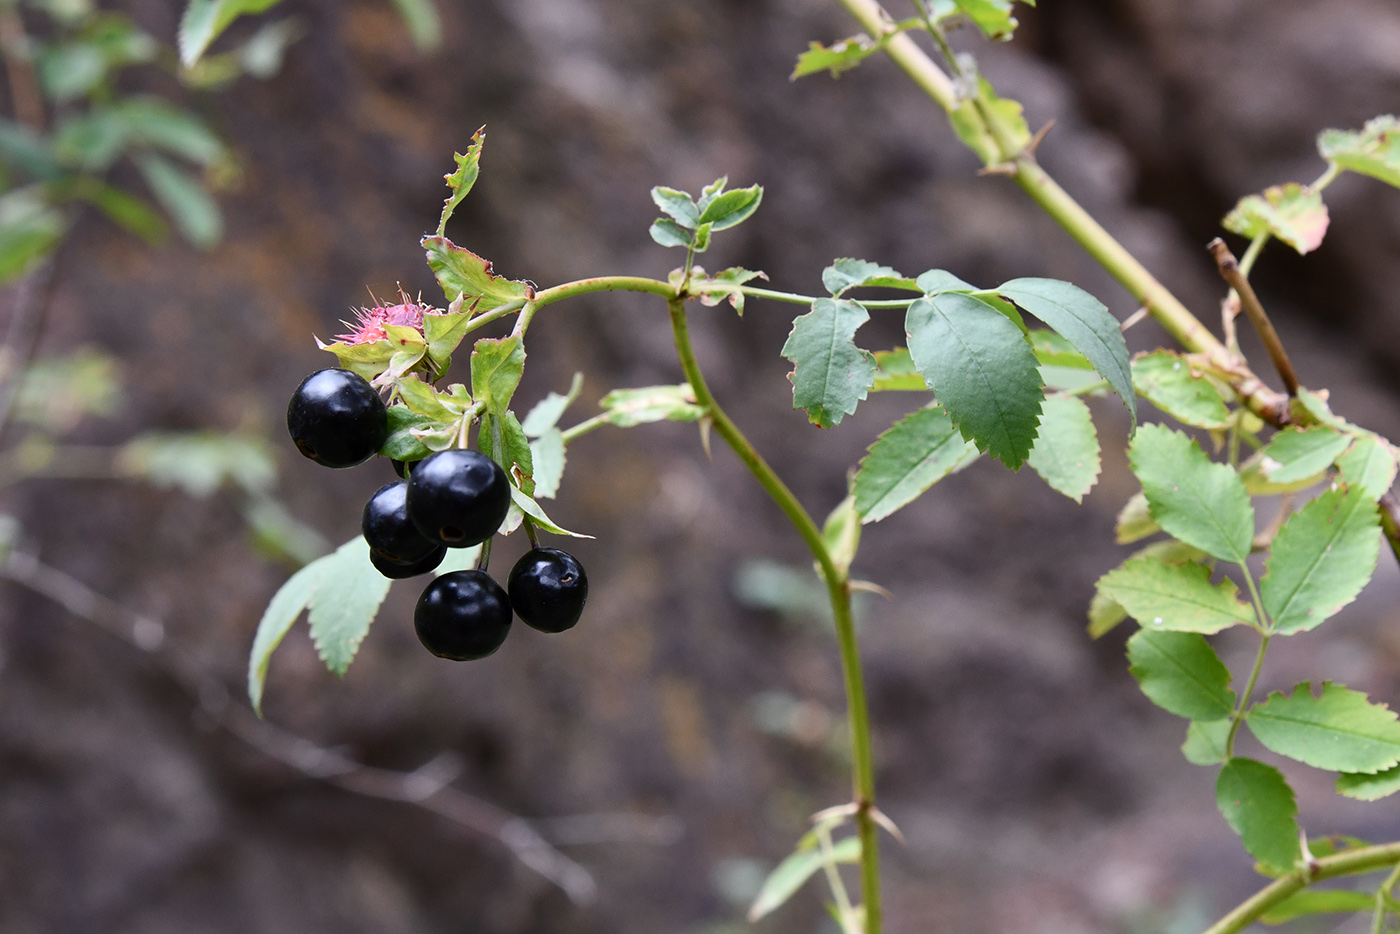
336, 297, 436, 345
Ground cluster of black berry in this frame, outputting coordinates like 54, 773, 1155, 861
287, 367, 588, 660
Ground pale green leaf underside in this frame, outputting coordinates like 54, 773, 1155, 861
1246, 682, 1400, 774
1261, 485, 1381, 634
1115, 492, 1159, 544
1336, 432, 1398, 500
854, 405, 977, 522
1131, 351, 1231, 429
1127, 629, 1236, 721
905, 292, 1043, 468
247, 549, 334, 714
529, 429, 566, 499
307, 537, 392, 676
1216, 757, 1300, 874
748, 836, 860, 922
1260, 426, 1353, 484
1026, 394, 1100, 502
782, 298, 875, 429
1098, 557, 1252, 634
1129, 424, 1254, 564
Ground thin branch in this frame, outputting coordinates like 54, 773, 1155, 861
1208, 238, 1301, 396
0, 548, 680, 904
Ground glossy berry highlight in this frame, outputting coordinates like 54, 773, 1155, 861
508, 547, 588, 633
415, 569, 512, 660
406, 450, 511, 548
287, 368, 388, 468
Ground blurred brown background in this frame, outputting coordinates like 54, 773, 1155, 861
3, 1, 1400, 932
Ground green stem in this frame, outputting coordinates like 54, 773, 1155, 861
530, 275, 677, 308
1203, 844, 1400, 934
1372, 860, 1400, 934
738, 285, 916, 308
1225, 631, 1270, 758
665, 297, 881, 934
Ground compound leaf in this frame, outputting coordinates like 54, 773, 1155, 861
1026, 394, 1100, 502
1336, 764, 1400, 801
1129, 424, 1254, 564
1246, 682, 1400, 774
1261, 485, 1381, 634
782, 298, 876, 429
854, 405, 977, 522
1126, 629, 1236, 720
998, 277, 1135, 425
307, 536, 392, 677
905, 292, 1042, 468
1318, 116, 1400, 190
422, 235, 529, 311
1223, 183, 1330, 255
1216, 758, 1300, 874
1131, 351, 1231, 429
1098, 557, 1252, 635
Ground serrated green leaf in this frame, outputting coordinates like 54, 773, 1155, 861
508, 484, 590, 538
1131, 351, 1232, 429
436, 128, 483, 236
470, 336, 524, 416
1129, 424, 1254, 564
380, 405, 433, 462
1026, 395, 1100, 502
247, 549, 335, 713
529, 428, 565, 499
134, 153, 222, 248
521, 372, 584, 436
792, 34, 884, 79
1223, 183, 1329, 255
1030, 329, 1093, 369
1216, 757, 1300, 874
388, 0, 441, 51
948, 77, 1030, 164
1336, 763, 1400, 801
1087, 590, 1127, 639
179, 0, 283, 67
1259, 427, 1353, 484
422, 235, 529, 311
651, 186, 698, 227
394, 374, 458, 421
421, 310, 471, 371
1318, 116, 1400, 190
1098, 557, 1252, 635
1246, 682, 1400, 773
1127, 629, 1236, 720
854, 405, 977, 522
953, 0, 1027, 40
307, 536, 392, 676
1183, 719, 1232, 766
782, 298, 876, 429
1336, 432, 1398, 500
1262, 485, 1381, 634
599, 383, 704, 427
905, 292, 1043, 468
998, 278, 1136, 426
315, 337, 396, 381
649, 218, 691, 248
1116, 492, 1159, 544
870, 348, 926, 391
748, 836, 861, 922
697, 184, 761, 230
916, 269, 976, 294
1259, 889, 1376, 924
822, 258, 906, 296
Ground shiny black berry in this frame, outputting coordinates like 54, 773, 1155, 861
362, 482, 439, 565
369, 544, 446, 579
508, 547, 588, 633
406, 450, 511, 548
414, 570, 512, 660
287, 368, 388, 468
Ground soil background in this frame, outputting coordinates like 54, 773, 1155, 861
4, 1, 1400, 932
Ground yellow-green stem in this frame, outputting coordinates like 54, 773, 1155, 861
1203, 845, 1400, 934
665, 297, 881, 933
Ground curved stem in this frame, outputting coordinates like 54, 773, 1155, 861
738, 285, 916, 308
1203, 844, 1400, 934
530, 275, 677, 308
665, 297, 881, 933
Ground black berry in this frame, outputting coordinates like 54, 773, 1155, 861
414, 570, 512, 660
369, 544, 446, 579
508, 547, 588, 633
362, 482, 439, 565
406, 450, 511, 548
287, 368, 388, 468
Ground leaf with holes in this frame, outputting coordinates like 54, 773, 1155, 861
1129, 424, 1254, 564
782, 298, 876, 429
905, 292, 1042, 467
1262, 485, 1381, 634
821, 258, 913, 296
422, 236, 529, 311
1246, 682, 1400, 774
1223, 183, 1329, 254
